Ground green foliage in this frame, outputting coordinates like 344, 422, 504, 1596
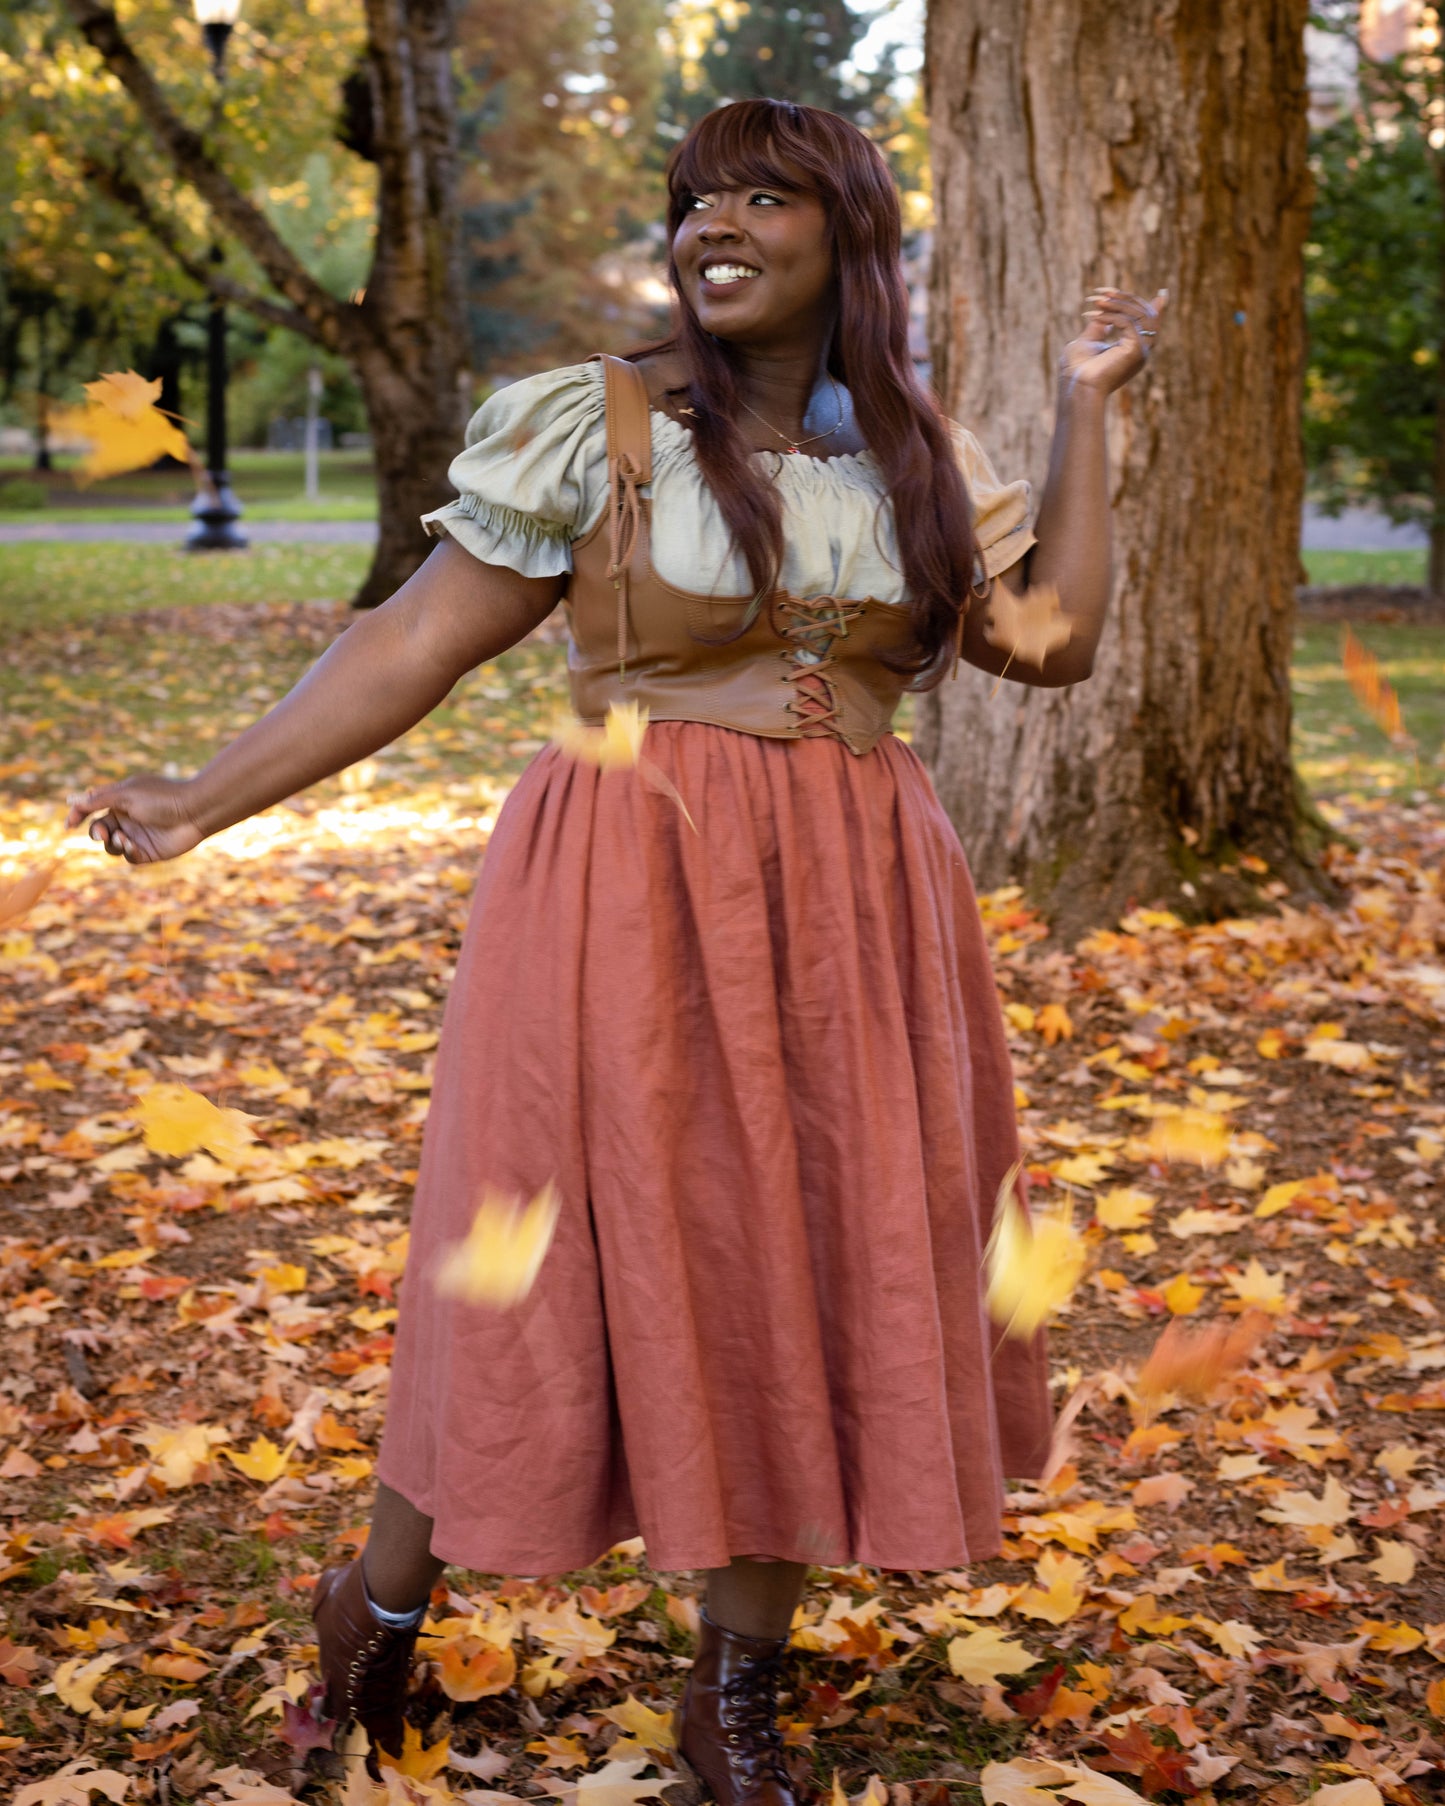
1305, 98, 1441, 525
0, 476, 47, 509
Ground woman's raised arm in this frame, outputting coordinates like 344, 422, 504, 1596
65, 541, 567, 864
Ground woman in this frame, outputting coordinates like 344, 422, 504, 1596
69, 99, 1162, 1805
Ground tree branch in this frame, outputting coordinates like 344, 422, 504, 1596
81, 156, 320, 340
62, 0, 362, 357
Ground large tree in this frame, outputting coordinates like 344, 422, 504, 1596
918, 0, 1330, 937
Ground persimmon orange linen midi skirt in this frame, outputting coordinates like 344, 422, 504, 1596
375, 721, 1052, 1576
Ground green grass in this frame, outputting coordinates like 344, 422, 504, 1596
1300, 547, 1426, 587
0, 542, 372, 630
0, 448, 377, 523
1292, 620, 1445, 797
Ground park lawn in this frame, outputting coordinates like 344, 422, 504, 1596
3, 568, 1445, 1801
1301, 546, 1426, 587
0, 448, 378, 523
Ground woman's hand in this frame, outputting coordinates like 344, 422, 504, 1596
1059, 287, 1168, 396
66, 777, 206, 866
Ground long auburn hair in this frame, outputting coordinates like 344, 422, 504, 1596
623, 99, 982, 684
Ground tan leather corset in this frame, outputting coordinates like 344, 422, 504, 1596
562, 353, 917, 756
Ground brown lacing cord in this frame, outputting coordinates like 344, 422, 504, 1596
720, 1647, 793, 1787
607, 449, 646, 682
776, 594, 866, 739
952, 554, 995, 681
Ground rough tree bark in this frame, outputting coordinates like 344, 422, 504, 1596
64, 0, 467, 609
918, 0, 1331, 937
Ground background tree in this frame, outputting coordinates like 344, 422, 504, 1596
2, 0, 665, 604
918, 0, 1327, 937
1306, 2, 1444, 593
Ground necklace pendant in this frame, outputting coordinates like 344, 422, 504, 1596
785, 444, 799, 455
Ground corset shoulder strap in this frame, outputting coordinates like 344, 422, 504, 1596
589, 352, 653, 486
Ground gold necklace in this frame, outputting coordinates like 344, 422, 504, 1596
737, 375, 845, 455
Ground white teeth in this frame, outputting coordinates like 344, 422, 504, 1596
703, 265, 760, 285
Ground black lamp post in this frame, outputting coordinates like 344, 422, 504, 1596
186, 0, 247, 552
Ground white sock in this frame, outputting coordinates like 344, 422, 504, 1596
360, 1563, 426, 1630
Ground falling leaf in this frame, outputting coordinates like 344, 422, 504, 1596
434, 1181, 562, 1307
982, 580, 1073, 672
0, 858, 63, 928
985, 1167, 1086, 1339
946, 1624, 1040, 1686
554, 701, 648, 769
1342, 626, 1408, 744
1135, 1310, 1270, 1402
134, 1083, 258, 1164
1147, 1109, 1229, 1168
50, 372, 196, 487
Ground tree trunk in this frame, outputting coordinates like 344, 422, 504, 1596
64, 0, 469, 610
918, 0, 1331, 938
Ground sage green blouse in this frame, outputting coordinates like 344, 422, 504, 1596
420, 358, 1036, 600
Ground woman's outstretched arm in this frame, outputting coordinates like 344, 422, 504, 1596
959, 285, 1167, 689
65, 541, 567, 864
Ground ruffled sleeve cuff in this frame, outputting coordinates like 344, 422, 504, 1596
950, 422, 1038, 579
420, 361, 606, 579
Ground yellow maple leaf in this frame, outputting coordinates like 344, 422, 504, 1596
376, 1722, 450, 1779
1160, 1273, 1206, 1316
1376, 1443, 1423, 1482
1147, 1108, 1229, 1168
1116, 1596, 1191, 1638
596, 1697, 676, 1752
1367, 1541, 1417, 1584
982, 580, 1073, 672
434, 1180, 561, 1307
1358, 1620, 1424, 1654
984, 1167, 1086, 1339
427, 1635, 517, 1701
1256, 1028, 1287, 1059
1013, 1549, 1088, 1626
1036, 1002, 1074, 1046
1255, 1178, 1306, 1219
50, 372, 195, 487
1224, 1258, 1288, 1313
1260, 1475, 1353, 1530
52, 1651, 124, 1717
554, 701, 648, 769
134, 1083, 258, 1164
134, 1422, 229, 1490
1095, 1188, 1155, 1230
224, 1437, 296, 1484
1194, 1617, 1264, 1660
979, 1759, 1071, 1806
945, 1624, 1039, 1686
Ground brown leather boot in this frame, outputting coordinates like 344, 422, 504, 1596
673, 1609, 799, 1806
312, 1559, 419, 1770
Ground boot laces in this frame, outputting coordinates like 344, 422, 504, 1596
721, 1650, 791, 1785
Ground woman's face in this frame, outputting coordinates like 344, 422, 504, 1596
673, 177, 835, 346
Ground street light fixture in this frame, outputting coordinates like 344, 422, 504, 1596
186, 0, 247, 552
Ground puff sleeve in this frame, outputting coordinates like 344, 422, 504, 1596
949, 421, 1037, 579
419, 361, 606, 578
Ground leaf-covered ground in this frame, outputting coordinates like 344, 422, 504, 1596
2, 591, 1443, 1806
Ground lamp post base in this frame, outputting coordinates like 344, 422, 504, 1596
185, 471, 248, 551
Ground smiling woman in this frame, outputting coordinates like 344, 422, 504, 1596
68, 97, 1161, 1795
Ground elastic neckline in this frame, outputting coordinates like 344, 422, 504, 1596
581, 359, 879, 481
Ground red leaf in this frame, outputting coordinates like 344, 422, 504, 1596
1005, 1662, 1065, 1720
279, 1684, 337, 1754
